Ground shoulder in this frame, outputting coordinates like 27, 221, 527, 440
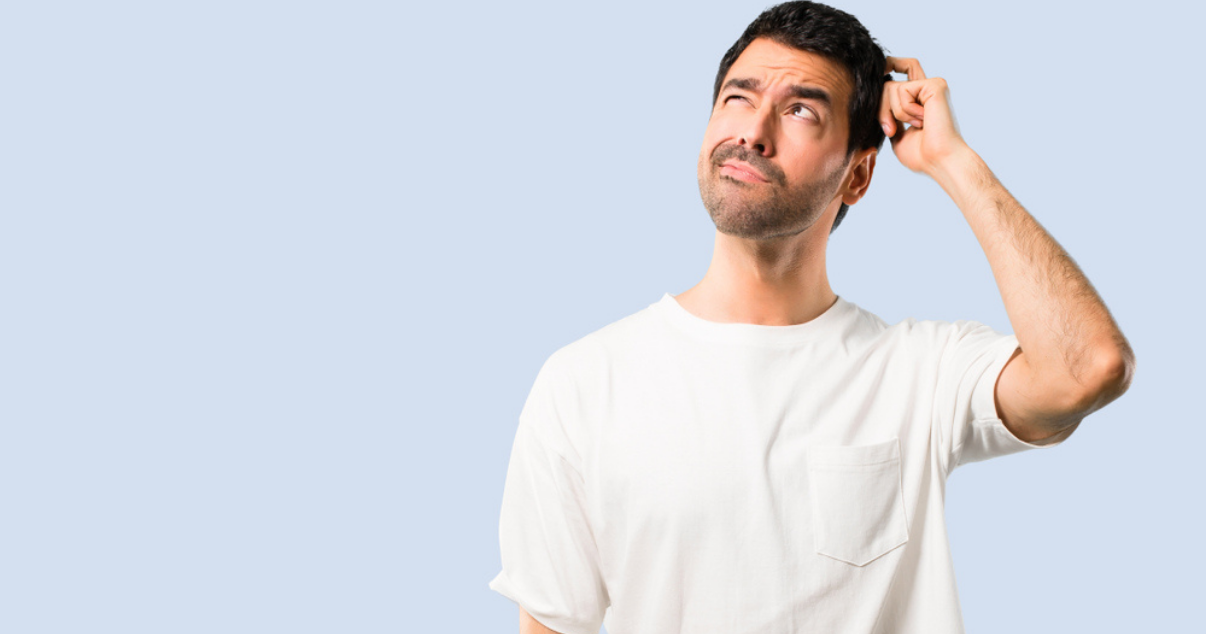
846, 304, 1010, 369
839, 300, 935, 351
545, 300, 661, 376
873, 309, 1002, 347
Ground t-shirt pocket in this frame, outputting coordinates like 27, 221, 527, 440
805, 437, 910, 566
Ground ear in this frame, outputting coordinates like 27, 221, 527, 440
840, 148, 877, 206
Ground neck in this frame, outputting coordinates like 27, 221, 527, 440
674, 228, 836, 327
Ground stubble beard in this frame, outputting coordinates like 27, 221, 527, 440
698, 154, 849, 241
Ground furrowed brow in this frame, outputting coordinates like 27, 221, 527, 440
721, 77, 762, 94
721, 77, 834, 115
786, 85, 833, 114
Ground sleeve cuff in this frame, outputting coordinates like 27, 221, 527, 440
488, 570, 597, 634
970, 333, 1077, 449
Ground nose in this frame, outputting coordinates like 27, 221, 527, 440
738, 107, 775, 156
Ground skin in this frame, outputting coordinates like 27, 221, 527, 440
519, 606, 560, 634
678, 37, 877, 327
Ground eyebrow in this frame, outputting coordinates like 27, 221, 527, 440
720, 76, 834, 115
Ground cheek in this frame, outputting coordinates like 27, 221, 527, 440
784, 134, 837, 167
700, 124, 722, 149
703, 112, 743, 142
701, 121, 744, 161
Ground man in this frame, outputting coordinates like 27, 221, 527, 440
489, 2, 1135, 633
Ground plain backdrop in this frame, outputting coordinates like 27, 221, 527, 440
1, 1, 1201, 632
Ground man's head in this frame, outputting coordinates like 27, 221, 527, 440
697, 1, 888, 239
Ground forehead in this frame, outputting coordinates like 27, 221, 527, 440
724, 37, 852, 109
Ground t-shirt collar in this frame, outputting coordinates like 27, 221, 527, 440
653, 291, 855, 347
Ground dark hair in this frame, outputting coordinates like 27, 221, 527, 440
712, 1, 888, 234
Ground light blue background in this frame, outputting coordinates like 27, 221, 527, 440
1, 1, 1199, 632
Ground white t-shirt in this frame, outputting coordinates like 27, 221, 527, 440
489, 292, 1080, 634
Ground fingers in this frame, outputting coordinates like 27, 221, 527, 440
881, 80, 925, 136
885, 56, 927, 81
881, 56, 928, 134
881, 57, 930, 135
884, 83, 902, 135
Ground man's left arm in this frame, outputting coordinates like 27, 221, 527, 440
881, 56, 1136, 442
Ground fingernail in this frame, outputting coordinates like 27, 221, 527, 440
882, 122, 891, 135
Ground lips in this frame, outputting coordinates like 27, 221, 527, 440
720, 160, 768, 183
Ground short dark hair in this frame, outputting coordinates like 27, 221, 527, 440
712, 1, 888, 234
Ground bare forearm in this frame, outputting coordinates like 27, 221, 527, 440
930, 147, 1134, 402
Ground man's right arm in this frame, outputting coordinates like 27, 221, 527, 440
520, 606, 564, 634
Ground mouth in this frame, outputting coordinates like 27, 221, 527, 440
719, 160, 768, 183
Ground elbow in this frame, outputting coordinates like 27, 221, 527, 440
1099, 343, 1136, 398
1074, 349, 1135, 414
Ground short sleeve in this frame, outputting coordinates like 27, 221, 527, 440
934, 320, 1078, 477
488, 356, 609, 634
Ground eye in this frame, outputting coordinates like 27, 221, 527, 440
724, 94, 748, 104
789, 104, 816, 120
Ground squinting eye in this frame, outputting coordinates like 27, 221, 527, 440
724, 95, 746, 103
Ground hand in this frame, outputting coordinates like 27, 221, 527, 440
880, 56, 971, 176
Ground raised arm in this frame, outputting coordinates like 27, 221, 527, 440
880, 56, 1134, 441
